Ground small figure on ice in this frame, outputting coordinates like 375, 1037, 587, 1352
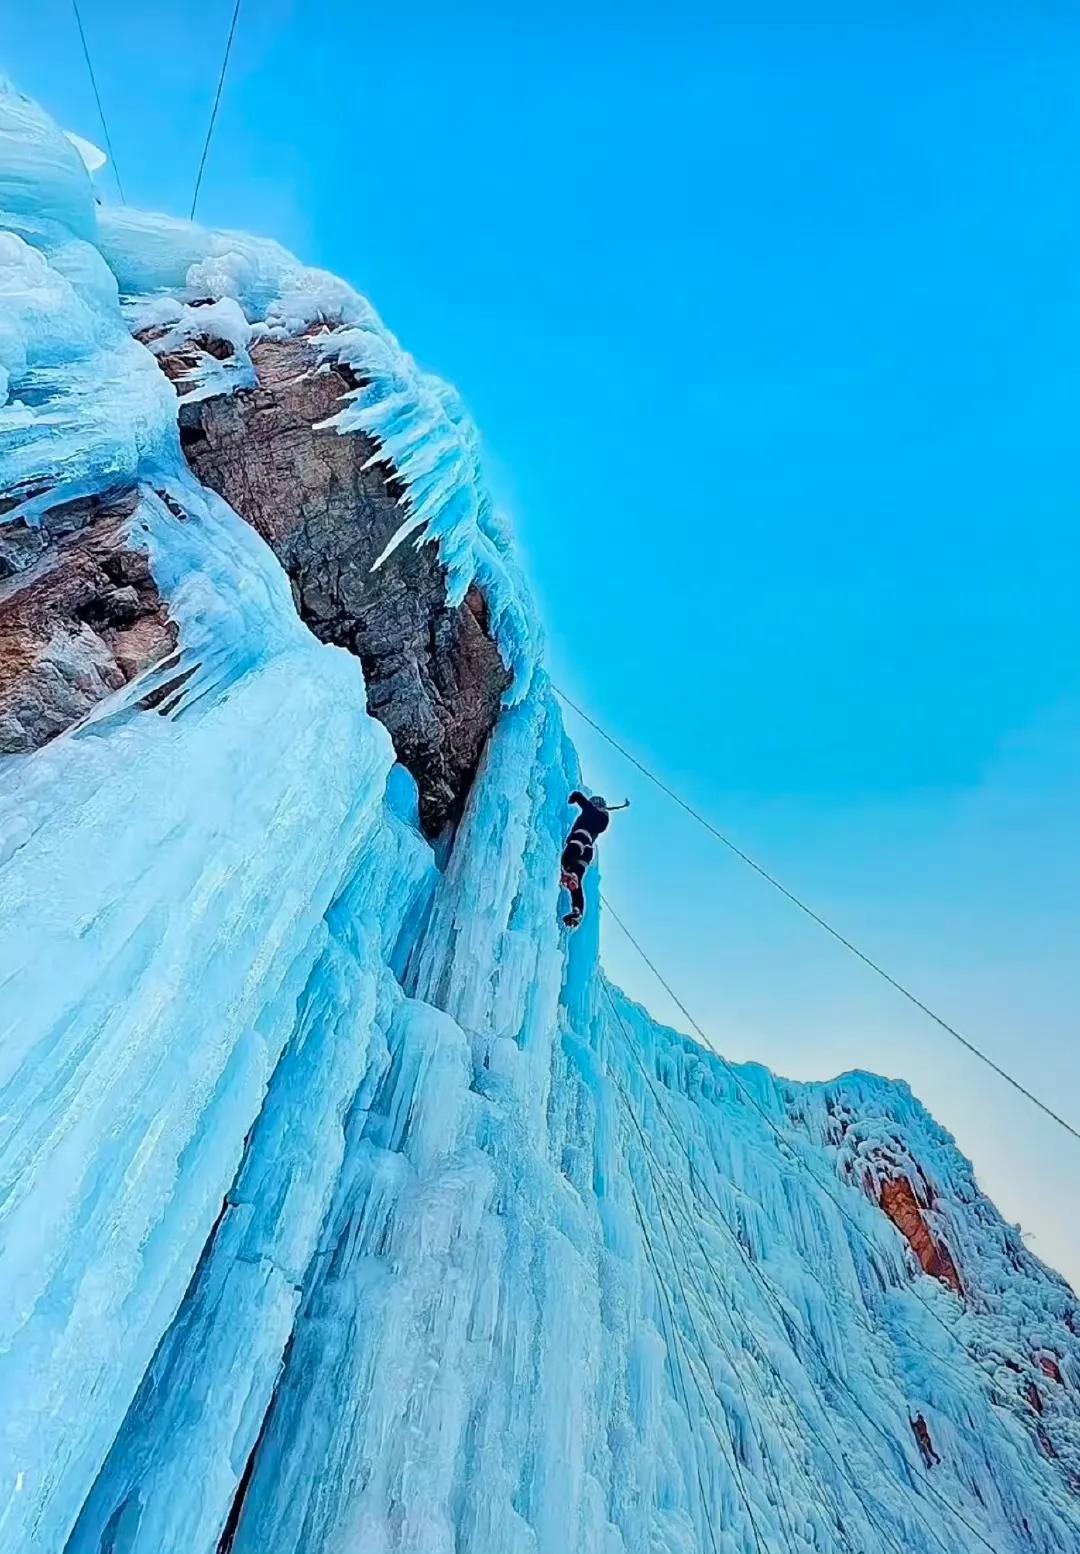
560, 791, 628, 929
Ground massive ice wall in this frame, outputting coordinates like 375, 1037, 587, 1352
1, 79, 1079, 1554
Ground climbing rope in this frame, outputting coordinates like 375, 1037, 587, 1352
619, 1100, 768, 1554
70, 0, 125, 201
600, 970, 1004, 1554
601, 890, 987, 1356
603, 986, 848, 1554
623, 1170, 725, 1554
603, 885, 1080, 1551
554, 684, 1080, 1145
190, 0, 242, 219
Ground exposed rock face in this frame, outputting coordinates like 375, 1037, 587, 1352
825, 1095, 1079, 1479
0, 328, 510, 833
878, 1174, 964, 1296
0, 492, 177, 754
1040, 1355, 1065, 1386
822, 1097, 965, 1298
172, 336, 510, 837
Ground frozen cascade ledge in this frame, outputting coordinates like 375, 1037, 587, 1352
1, 76, 1079, 1554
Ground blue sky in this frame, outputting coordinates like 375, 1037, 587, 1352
6, 2, 1079, 1284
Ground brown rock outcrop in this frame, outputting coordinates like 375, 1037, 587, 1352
0, 492, 177, 754
1039, 1356, 1065, 1386
172, 335, 509, 837
878, 1175, 963, 1296
134, 318, 236, 388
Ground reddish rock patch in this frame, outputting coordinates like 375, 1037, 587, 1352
0, 492, 177, 753
878, 1176, 963, 1296
1037, 1427, 1059, 1461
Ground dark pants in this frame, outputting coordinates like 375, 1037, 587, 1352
560, 832, 595, 919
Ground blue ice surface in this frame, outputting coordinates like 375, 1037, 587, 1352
1, 76, 1080, 1554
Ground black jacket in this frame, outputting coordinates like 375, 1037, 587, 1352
567, 791, 610, 843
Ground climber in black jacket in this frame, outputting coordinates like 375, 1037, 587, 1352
560, 791, 628, 929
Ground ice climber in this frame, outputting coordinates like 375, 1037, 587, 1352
560, 791, 628, 929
